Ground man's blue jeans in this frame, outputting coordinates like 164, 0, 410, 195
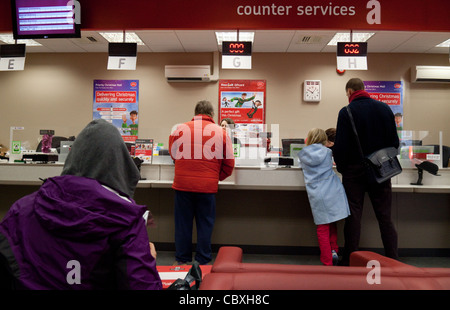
174, 190, 216, 265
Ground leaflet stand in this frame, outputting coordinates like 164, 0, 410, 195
9, 126, 24, 163
40, 129, 55, 153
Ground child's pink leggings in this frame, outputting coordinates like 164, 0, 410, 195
317, 222, 339, 266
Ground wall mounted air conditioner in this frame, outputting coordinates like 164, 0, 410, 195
165, 52, 219, 83
165, 65, 211, 82
411, 66, 450, 83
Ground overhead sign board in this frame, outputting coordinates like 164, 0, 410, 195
107, 57, 137, 70
337, 42, 368, 56
222, 41, 252, 56
107, 43, 137, 70
222, 41, 252, 69
2, 1, 450, 32
0, 57, 25, 71
0, 43, 26, 71
336, 42, 368, 70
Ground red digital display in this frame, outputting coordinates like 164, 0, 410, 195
337, 42, 368, 56
222, 41, 252, 56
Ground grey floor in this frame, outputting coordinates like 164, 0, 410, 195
156, 250, 450, 268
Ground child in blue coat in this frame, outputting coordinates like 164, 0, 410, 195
298, 128, 350, 265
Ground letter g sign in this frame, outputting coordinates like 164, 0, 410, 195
233, 57, 241, 68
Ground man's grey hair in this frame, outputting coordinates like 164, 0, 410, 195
194, 100, 214, 117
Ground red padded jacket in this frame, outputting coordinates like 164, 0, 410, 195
169, 115, 235, 193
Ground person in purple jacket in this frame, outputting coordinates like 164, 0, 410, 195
0, 119, 162, 290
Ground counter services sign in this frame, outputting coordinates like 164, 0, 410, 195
1, 1, 450, 33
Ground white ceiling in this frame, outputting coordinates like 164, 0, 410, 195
4, 29, 450, 54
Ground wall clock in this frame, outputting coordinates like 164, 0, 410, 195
303, 80, 321, 102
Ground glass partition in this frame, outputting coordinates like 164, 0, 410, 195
5, 125, 78, 163
398, 130, 446, 169
233, 123, 268, 167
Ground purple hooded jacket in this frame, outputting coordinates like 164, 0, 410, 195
0, 119, 162, 290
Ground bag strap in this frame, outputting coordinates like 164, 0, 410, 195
346, 106, 365, 159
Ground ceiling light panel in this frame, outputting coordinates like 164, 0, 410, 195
0, 34, 42, 46
327, 32, 374, 46
215, 31, 254, 46
436, 38, 450, 47
99, 32, 145, 45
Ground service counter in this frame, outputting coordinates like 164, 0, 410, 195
1, 161, 449, 255
1, 161, 449, 193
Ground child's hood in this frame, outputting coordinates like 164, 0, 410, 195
298, 143, 329, 167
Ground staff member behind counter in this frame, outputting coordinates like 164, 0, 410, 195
221, 117, 242, 146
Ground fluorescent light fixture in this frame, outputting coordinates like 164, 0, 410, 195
215, 31, 254, 46
327, 32, 374, 46
0, 34, 42, 46
436, 38, 450, 47
99, 32, 145, 45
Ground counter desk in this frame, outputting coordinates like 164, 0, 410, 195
1, 161, 449, 192
1, 161, 449, 255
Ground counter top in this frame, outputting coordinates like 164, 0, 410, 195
0, 162, 449, 193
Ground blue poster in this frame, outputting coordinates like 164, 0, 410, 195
364, 81, 404, 131
93, 80, 139, 142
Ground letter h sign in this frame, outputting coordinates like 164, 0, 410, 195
336, 42, 368, 70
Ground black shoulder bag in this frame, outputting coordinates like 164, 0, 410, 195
346, 106, 402, 184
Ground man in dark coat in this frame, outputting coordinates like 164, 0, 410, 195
333, 78, 400, 266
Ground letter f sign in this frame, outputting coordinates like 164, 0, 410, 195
119, 58, 126, 68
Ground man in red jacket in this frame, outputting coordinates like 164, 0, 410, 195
169, 100, 235, 265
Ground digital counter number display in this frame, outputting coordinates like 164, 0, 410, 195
222, 41, 252, 56
337, 42, 368, 57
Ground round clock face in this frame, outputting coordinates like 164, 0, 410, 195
304, 80, 321, 101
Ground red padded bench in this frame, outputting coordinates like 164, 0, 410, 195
199, 246, 450, 290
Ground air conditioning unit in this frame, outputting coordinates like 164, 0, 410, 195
411, 66, 450, 83
165, 65, 211, 82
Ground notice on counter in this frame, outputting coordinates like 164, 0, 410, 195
364, 81, 404, 131
135, 138, 153, 163
93, 80, 139, 142
12, 141, 21, 154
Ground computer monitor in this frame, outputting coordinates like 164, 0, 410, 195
281, 139, 305, 157
58, 140, 73, 162
11, 0, 81, 40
